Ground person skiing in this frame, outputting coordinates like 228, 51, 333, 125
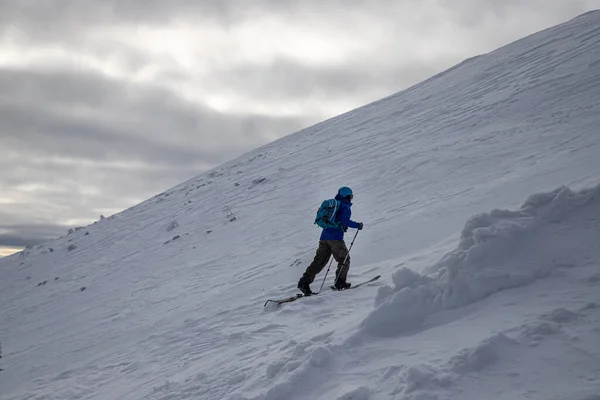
297, 186, 363, 295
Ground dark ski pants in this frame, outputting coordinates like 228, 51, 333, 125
302, 240, 350, 284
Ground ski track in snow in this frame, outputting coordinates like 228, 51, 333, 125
1, 10, 600, 400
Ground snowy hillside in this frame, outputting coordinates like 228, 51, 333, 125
2, 10, 600, 400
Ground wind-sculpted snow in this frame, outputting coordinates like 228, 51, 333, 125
361, 184, 600, 337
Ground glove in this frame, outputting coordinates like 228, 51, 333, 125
357, 222, 364, 230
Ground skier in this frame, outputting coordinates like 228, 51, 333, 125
297, 186, 363, 295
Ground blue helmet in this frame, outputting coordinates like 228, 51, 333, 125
338, 186, 353, 198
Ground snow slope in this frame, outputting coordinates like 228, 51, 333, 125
1, 10, 600, 400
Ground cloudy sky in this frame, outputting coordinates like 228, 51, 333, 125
1, 0, 598, 256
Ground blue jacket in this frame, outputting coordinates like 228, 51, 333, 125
320, 194, 360, 241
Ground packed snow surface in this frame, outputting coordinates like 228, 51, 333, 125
2, 10, 600, 400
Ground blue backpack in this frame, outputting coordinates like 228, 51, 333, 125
314, 199, 341, 229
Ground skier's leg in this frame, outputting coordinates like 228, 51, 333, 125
302, 241, 332, 284
331, 240, 350, 284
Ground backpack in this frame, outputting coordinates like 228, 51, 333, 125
314, 199, 342, 229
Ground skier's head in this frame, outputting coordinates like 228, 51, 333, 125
338, 186, 353, 201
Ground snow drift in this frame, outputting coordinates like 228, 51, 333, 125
361, 184, 600, 337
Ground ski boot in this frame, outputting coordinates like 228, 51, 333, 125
297, 276, 313, 296
334, 279, 352, 290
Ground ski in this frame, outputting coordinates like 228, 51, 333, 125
264, 275, 381, 307
264, 293, 305, 307
330, 274, 381, 291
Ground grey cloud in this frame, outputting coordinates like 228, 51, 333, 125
0, 146, 216, 251
0, 0, 271, 42
212, 57, 456, 103
0, 223, 67, 247
438, 0, 597, 28
0, 68, 307, 167
2, 0, 595, 42
0, 157, 199, 237
0, 0, 359, 29
0, 67, 308, 177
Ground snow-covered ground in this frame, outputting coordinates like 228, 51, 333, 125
2, 10, 600, 400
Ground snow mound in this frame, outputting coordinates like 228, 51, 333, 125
400, 365, 454, 396
361, 184, 600, 337
541, 307, 580, 323
390, 304, 600, 400
448, 333, 516, 373
392, 334, 516, 399
335, 386, 370, 400
518, 320, 561, 342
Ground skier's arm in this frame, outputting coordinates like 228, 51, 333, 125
339, 207, 361, 229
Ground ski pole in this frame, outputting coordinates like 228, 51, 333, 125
317, 229, 359, 293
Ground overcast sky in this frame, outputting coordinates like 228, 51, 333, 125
1, 0, 598, 256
